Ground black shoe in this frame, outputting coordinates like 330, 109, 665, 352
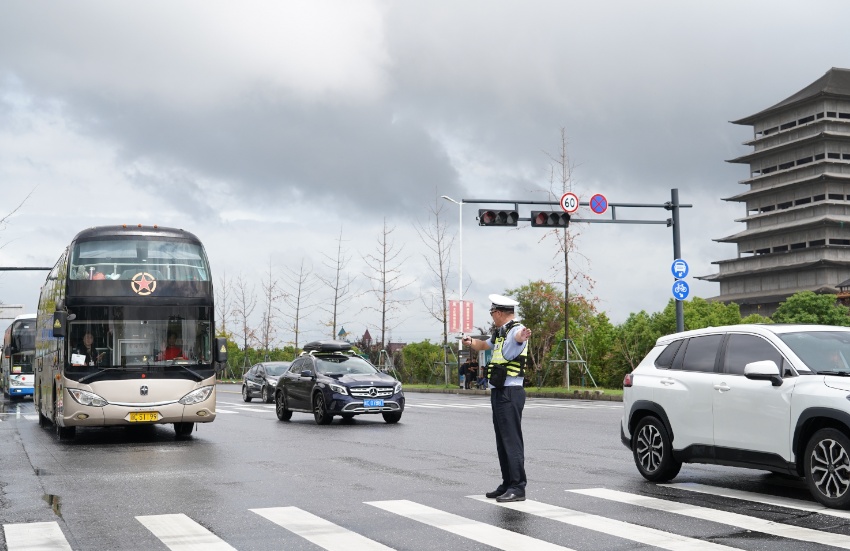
485, 487, 507, 499
495, 492, 526, 503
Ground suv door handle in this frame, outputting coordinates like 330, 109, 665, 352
660, 378, 675, 386
714, 383, 731, 392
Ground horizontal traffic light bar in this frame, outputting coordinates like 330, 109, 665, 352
530, 211, 570, 228
478, 209, 519, 226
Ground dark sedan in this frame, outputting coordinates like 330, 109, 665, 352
242, 361, 291, 403
274, 340, 404, 425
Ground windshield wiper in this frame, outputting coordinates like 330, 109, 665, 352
78, 368, 123, 384
171, 364, 204, 381
816, 370, 850, 376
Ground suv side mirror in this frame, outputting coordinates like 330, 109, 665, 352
744, 360, 783, 387
300, 369, 314, 378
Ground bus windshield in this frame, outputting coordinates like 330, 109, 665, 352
6, 318, 36, 375
65, 306, 214, 382
69, 238, 209, 282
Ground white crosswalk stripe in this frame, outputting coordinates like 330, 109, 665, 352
468, 495, 739, 550
571, 487, 850, 549
136, 513, 237, 551
367, 499, 574, 550
3, 521, 73, 551
661, 482, 850, 520
252, 506, 394, 551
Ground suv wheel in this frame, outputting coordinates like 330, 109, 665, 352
313, 392, 332, 425
262, 385, 273, 403
382, 411, 402, 424
632, 415, 681, 482
805, 428, 850, 508
275, 390, 292, 421
242, 385, 252, 402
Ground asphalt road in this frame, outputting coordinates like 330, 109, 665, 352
1, 384, 850, 550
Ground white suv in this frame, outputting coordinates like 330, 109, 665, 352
622, 324, 850, 509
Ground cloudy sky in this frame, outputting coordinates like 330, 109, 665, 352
1, 1, 849, 345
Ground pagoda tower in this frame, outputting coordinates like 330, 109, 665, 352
700, 68, 850, 316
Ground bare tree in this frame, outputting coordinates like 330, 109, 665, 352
541, 127, 597, 383
215, 270, 234, 338
317, 227, 356, 339
258, 256, 286, 359
362, 218, 413, 350
282, 258, 319, 349
415, 195, 455, 346
0, 188, 35, 238
231, 273, 258, 373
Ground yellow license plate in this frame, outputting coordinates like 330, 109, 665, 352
129, 412, 159, 422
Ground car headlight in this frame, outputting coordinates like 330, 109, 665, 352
329, 383, 348, 395
68, 388, 109, 407
179, 386, 214, 405
393, 381, 403, 394
266, 378, 278, 386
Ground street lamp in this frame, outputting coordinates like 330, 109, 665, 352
441, 195, 463, 352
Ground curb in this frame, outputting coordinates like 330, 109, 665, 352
215, 381, 623, 403
404, 387, 623, 402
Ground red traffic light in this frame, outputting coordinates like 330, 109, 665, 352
478, 209, 519, 227
530, 211, 570, 228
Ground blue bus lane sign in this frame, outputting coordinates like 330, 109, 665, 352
671, 258, 689, 279
673, 280, 690, 301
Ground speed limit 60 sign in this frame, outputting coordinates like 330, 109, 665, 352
560, 192, 579, 214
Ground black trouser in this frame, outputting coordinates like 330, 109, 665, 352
490, 385, 526, 493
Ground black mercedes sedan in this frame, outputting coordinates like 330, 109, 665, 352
274, 340, 404, 425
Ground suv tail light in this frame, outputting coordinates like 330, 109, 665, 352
623, 373, 633, 388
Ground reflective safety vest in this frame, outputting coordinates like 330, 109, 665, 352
487, 320, 528, 379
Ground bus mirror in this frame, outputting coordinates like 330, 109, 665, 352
214, 337, 228, 363
52, 311, 67, 339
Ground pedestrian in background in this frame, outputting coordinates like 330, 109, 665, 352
463, 293, 531, 503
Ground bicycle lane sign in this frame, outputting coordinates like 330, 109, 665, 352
672, 280, 690, 301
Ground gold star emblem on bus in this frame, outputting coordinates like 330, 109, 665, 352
130, 273, 157, 296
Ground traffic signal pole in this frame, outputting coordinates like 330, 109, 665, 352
467, 187, 692, 344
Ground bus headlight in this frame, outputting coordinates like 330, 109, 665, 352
68, 388, 109, 407
179, 386, 214, 405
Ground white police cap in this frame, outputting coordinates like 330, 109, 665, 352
489, 294, 519, 310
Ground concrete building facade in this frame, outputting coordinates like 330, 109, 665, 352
700, 68, 850, 316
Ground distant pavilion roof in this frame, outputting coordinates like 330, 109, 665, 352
732, 68, 850, 125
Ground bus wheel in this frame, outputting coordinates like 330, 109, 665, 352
53, 393, 76, 441
174, 422, 194, 438
37, 401, 50, 428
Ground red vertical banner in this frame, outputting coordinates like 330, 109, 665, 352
462, 301, 474, 333
449, 300, 460, 333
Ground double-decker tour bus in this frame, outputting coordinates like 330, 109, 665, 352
35, 225, 226, 440
1, 313, 37, 400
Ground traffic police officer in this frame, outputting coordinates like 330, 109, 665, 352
463, 293, 531, 502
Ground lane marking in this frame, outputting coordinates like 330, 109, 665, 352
571, 488, 850, 549
367, 499, 573, 550
662, 482, 850, 520
252, 506, 394, 550
136, 513, 237, 551
469, 495, 737, 551
3, 521, 73, 551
